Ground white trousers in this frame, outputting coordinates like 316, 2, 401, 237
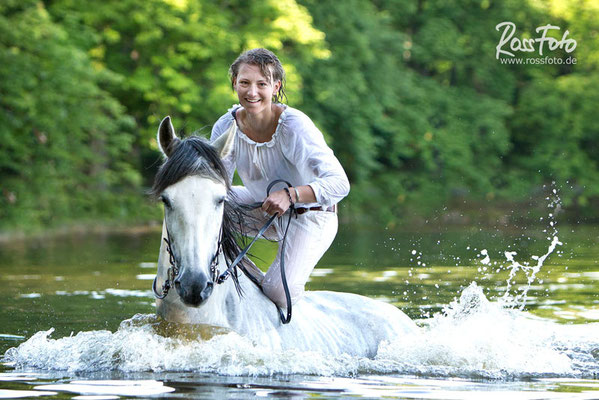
246, 208, 338, 309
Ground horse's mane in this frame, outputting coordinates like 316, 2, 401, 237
151, 135, 257, 294
151, 136, 228, 196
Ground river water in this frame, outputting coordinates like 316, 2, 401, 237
0, 215, 598, 399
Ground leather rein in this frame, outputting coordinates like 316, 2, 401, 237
152, 179, 295, 324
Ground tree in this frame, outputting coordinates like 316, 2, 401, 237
47, 0, 328, 184
0, 0, 138, 229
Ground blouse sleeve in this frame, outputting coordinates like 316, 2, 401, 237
282, 113, 350, 207
210, 113, 253, 203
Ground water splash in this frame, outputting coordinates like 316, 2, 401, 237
372, 283, 599, 379
3, 315, 363, 376
501, 235, 562, 309
4, 299, 599, 379
500, 185, 563, 309
4, 185, 597, 379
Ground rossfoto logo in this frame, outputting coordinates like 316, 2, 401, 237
495, 22, 577, 64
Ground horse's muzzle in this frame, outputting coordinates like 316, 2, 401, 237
174, 271, 213, 307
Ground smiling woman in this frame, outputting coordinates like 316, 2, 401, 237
210, 48, 350, 313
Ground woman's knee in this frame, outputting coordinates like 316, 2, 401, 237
261, 281, 304, 309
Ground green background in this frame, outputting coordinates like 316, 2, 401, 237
1, 0, 597, 231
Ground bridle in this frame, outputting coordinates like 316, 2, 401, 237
152, 218, 223, 300
151, 219, 177, 299
152, 179, 295, 324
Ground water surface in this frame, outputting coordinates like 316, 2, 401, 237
0, 220, 598, 399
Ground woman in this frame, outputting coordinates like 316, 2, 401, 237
210, 48, 349, 310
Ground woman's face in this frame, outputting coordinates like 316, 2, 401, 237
233, 63, 280, 115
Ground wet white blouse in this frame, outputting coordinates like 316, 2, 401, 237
210, 104, 349, 207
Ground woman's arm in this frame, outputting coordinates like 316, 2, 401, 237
262, 112, 349, 216
284, 113, 350, 207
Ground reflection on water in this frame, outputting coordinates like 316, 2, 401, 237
2, 369, 599, 399
33, 380, 175, 397
0, 222, 598, 398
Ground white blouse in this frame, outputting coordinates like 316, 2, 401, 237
210, 104, 350, 208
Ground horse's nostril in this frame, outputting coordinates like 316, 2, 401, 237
173, 272, 213, 307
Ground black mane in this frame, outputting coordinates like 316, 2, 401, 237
151, 136, 230, 196
151, 135, 257, 294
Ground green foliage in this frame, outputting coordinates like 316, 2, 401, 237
297, 0, 518, 222
47, 0, 327, 150
508, 75, 599, 205
0, 0, 143, 229
1, 0, 598, 231
296, 0, 598, 224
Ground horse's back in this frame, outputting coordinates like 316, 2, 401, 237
269, 290, 418, 357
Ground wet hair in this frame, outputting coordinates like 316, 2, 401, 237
229, 48, 287, 104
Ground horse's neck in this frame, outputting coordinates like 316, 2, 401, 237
212, 255, 280, 330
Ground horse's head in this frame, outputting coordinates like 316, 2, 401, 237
152, 116, 236, 307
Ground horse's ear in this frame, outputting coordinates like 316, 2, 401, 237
157, 116, 180, 158
211, 122, 236, 159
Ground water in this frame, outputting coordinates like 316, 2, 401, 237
0, 218, 598, 398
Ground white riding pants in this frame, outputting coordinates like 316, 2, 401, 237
246, 208, 338, 309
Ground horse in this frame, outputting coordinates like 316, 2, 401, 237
151, 116, 417, 357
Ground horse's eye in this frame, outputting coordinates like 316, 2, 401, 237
160, 195, 172, 209
217, 196, 226, 205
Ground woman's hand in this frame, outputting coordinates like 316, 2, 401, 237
262, 189, 292, 216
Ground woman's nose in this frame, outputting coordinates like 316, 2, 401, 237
247, 85, 257, 96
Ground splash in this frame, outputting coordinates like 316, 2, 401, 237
372, 283, 599, 379
369, 185, 599, 379
4, 300, 599, 379
469, 185, 563, 310
3, 315, 364, 376
501, 235, 562, 309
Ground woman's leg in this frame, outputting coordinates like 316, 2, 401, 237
261, 211, 338, 309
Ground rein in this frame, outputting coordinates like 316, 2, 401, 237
152, 179, 296, 324
216, 179, 296, 324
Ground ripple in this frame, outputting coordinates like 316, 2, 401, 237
33, 380, 174, 397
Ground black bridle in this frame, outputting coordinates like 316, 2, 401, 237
152, 217, 222, 300
152, 179, 295, 324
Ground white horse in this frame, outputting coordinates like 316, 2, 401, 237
152, 116, 417, 357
